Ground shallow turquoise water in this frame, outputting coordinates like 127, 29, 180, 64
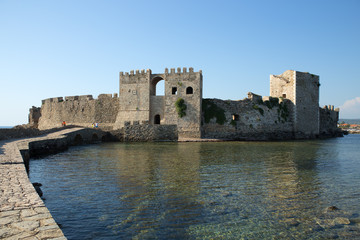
30, 135, 360, 239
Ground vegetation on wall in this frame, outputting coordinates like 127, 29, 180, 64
263, 98, 279, 109
252, 104, 264, 116
202, 99, 226, 125
175, 98, 187, 118
254, 97, 290, 123
277, 102, 289, 123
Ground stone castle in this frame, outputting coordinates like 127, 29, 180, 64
29, 68, 341, 141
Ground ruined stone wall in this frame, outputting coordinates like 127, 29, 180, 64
270, 70, 296, 102
38, 94, 119, 130
320, 105, 341, 137
28, 106, 41, 128
202, 96, 294, 140
122, 121, 178, 141
294, 71, 320, 138
271, 70, 320, 138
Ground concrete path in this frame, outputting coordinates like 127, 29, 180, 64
0, 128, 84, 239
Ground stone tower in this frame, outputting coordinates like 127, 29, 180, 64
270, 70, 320, 138
114, 67, 203, 138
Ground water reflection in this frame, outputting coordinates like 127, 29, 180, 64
29, 137, 360, 239
103, 143, 203, 239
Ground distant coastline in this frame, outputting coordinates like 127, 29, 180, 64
0, 126, 13, 129
339, 119, 360, 124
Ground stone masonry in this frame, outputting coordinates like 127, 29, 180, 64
0, 138, 67, 239
114, 67, 202, 138
0, 128, 110, 239
37, 94, 119, 131
32, 68, 341, 140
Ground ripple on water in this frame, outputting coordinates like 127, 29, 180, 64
29, 136, 360, 239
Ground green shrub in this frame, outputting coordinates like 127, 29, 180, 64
252, 104, 264, 115
202, 99, 226, 125
175, 98, 187, 118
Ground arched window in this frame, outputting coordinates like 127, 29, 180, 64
186, 86, 193, 94
150, 77, 165, 96
154, 114, 161, 124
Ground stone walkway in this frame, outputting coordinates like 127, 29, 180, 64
0, 128, 84, 239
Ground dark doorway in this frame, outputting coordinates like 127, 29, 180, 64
74, 134, 83, 145
154, 114, 161, 124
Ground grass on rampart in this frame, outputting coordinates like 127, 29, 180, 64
202, 99, 226, 125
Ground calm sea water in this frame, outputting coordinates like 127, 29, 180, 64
29, 135, 360, 239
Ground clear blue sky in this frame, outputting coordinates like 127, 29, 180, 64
1, 0, 359, 126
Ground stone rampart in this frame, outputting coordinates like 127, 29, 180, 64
0, 128, 113, 239
320, 106, 342, 137
30, 69, 342, 141
28, 106, 41, 128
38, 94, 119, 130
121, 122, 178, 142
202, 96, 294, 140
0, 126, 66, 141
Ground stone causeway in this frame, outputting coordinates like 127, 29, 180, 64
0, 128, 94, 239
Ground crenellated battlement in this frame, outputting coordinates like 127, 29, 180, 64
34, 68, 340, 140
120, 67, 201, 78
41, 94, 118, 105
164, 67, 200, 75
119, 69, 151, 77
322, 105, 339, 112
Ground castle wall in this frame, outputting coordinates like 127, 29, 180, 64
150, 96, 165, 124
38, 94, 119, 130
28, 106, 41, 128
114, 67, 202, 138
293, 72, 320, 138
202, 97, 294, 140
319, 105, 341, 137
114, 69, 151, 129
122, 121, 178, 142
271, 70, 320, 138
163, 67, 202, 138
270, 70, 296, 102
32, 68, 341, 141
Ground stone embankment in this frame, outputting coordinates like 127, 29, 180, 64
0, 127, 109, 239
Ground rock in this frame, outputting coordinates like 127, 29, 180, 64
32, 183, 43, 197
327, 206, 340, 211
284, 218, 300, 227
221, 191, 233, 197
32, 182, 42, 187
315, 217, 351, 229
334, 217, 350, 225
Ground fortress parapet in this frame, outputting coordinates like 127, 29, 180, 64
34, 68, 341, 140
115, 67, 203, 138
38, 93, 119, 130
64, 95, 94, 101
42, 97, 64, 105
322, 105, 339, 112
248, 92, 262, 102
